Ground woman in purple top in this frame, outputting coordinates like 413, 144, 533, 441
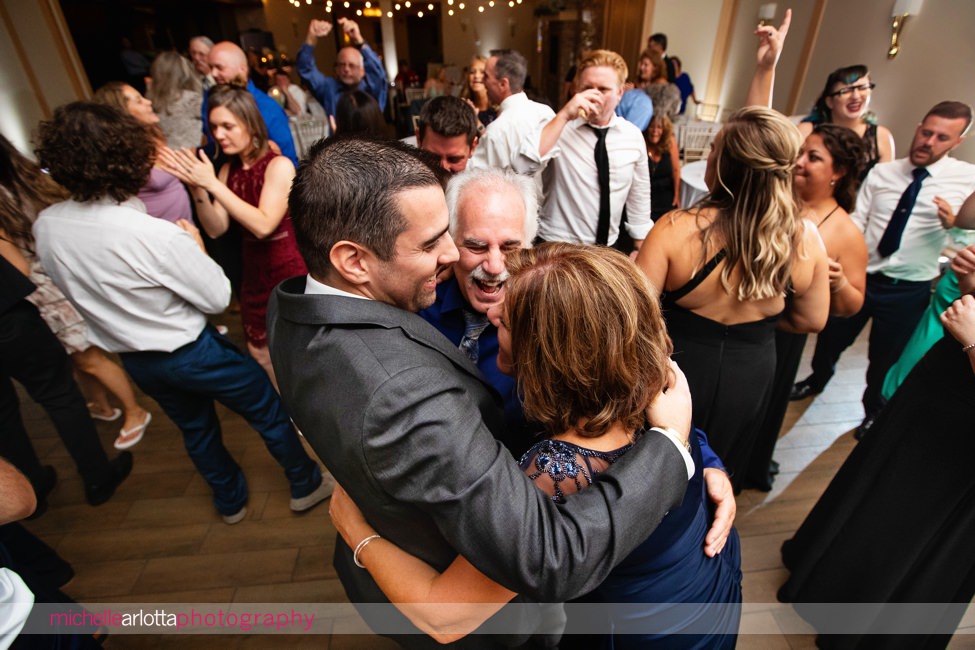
94, 82, 192, 224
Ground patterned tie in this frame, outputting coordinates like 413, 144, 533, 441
877, 167, 930, 258
459, 309, 490, 364
589, 126, 611, 245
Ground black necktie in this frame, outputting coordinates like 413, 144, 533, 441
877, 167, 930, 258
590, 126, 611, 246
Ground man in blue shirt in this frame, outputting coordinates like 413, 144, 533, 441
204, 42, 298, 165
419, 167, 538, 455
296, 18, 388, 118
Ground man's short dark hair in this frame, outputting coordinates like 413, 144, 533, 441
417, 96, 478, 146
489, 49, 527, 94
36, 102, 153, 203
924, 101, 974, 136
289, 137, 447, 278
649, 33, 668, 51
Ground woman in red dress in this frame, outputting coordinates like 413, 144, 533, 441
161, 85, 306, 387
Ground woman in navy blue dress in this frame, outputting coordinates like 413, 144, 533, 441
328, 243, 742, 647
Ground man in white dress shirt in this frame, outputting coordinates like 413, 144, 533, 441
528, 49, 651, 251
794, 101, 975, 435
470, 49, 556, 181
33, 102, 333, 525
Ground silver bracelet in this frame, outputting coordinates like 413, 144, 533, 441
963, 341, 975, 353
353, 534, 381, 569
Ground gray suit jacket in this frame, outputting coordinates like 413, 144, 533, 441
267, 277, 688, 644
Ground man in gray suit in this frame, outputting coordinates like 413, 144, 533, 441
268, 138, 696, 646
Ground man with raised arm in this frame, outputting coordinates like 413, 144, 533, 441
296, 17, 388, 118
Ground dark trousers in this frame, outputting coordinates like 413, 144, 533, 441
0, 302, 112, 487
808, 273, 932, 418
119, 325, 320, 516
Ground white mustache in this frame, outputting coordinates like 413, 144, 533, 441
470, 266, 509, 284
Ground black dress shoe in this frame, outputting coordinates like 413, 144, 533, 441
789, 378, 823, 401
85, 452, 133, 506
26, 466, 58, 520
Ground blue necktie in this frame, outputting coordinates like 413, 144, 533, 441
459, 309, 490, 364
877, 167, 929, 258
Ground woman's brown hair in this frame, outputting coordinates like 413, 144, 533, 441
207, 84, 270, 162
504, 242, 673, 438
93, 81, 167, 146
645, 114, 674, 159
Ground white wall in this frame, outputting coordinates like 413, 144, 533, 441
0, 0, 88, 156
440, 3, 539, 70
798, 0, 975, 162
650, 0, 722, 111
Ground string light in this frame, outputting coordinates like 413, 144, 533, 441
356, 8, 362, 14
478, 5, 484, 11
364, 1, 370, 6
448, 8, 453, 14
387, 10, 393, 16
488, 1, 494, 6
427, 3, 433, 9
404, 1, 411, 7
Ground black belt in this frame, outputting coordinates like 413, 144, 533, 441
866, 272, 931, 286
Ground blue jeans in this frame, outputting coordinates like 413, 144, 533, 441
120, 326, 321, 515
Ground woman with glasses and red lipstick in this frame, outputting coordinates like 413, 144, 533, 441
799, 65, 895, 180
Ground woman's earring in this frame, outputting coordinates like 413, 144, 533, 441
830, 179, 836, 186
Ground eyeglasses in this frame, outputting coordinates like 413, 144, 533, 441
829, 82, 876, 98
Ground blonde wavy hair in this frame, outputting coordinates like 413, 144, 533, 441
699, 106, 803, 301
504, 243, 673, 439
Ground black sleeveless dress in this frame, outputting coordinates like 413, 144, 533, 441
649, 151, 676, 222
662, 250, 778, 493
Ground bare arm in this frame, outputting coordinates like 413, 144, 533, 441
161, 147, 294, 239
877, 125, 895, 163
953, 245, 975, 295
779, 220, 830, 333
669, 135, 681, 208
329, 484, 515, 644
744, 8, 791, 108
0, 456, 37, 523
952, 191, 975, 230
941, 294, 975, 374
536, 89, 604, 158
825, 219, 868, 317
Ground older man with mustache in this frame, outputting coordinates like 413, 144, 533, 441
418, 167, 538, 453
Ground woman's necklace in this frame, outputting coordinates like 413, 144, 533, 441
817, 202, 841, 227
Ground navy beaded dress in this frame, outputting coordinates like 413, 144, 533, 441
518, 429, 742, 649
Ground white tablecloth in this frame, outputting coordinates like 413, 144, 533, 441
679, 159, 709, 208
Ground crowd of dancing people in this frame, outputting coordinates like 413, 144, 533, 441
2, 6, 975, 649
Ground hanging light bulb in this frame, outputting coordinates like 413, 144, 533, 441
427, 3, 434, 9
356, 9, 362, 15
477, 5, 484, 11
387, 10, 393, 16
325, 5, 332, 10
344, 1, 350, 6
365, 1, 371, 6
417, 10, 424, 16
458, 3, 464, 8
488, 0, 494, 6
395, 2, 401, 8
404, 0, 411, 7
448, 8, 453, 14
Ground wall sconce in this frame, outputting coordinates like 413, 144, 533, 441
757, 3, 776, 27
888, 0, 923, 59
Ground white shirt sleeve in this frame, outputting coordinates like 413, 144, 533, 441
155, 229, 232, 315
649, 427, 695, 480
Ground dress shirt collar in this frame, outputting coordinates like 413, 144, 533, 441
499, 92, 529, 113
572, 113, 621, 132
88, 195, 147, 212
304, 274, 369, 299
437, 276, 472, 315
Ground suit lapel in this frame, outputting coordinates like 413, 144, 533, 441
273, 277, 488, 385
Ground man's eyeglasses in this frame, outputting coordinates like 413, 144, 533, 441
829, 83, 876, 98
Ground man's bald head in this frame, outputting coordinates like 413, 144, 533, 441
208, 42, 249, 85
335, 46, 366, 87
